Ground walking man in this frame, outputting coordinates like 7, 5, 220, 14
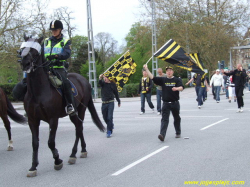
185, 73, 208, 109
210, 69, 224, 103
224, 64, 247, 112
223, 69, 229, 99
99, 74, 121, 138
155, 68, 166, 115
138, 70, 155, 114
143, 64, 184, 142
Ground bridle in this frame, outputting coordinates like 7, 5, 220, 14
20, 40, 51, 72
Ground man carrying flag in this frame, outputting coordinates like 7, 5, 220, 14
99, 74, 121, 138
143, 64, 184, 142
154, 39, 207, 108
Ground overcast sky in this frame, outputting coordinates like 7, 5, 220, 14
49, 0, 143, 46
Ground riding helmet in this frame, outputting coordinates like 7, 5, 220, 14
49, 20, 63, 30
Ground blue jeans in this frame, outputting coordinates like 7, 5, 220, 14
214, 86, 221, 101
202, 86, 207, 100
195, 86, 205, 106
156, 89, 162, 113
141, 92, 154, 112
225, 86, 229, 98
101, 102, 114, 132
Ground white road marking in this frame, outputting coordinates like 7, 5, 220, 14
182, 116, 223, 118
112, 146, 169, 176
200, 118, 229, 131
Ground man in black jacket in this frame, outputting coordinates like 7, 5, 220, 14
99, 74, 121, 138
224, 64, 247, 112
138, 70, 155, 114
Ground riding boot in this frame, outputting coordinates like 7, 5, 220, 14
62, 80, 76, 115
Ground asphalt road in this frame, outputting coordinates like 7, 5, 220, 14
0, 88, 249, 187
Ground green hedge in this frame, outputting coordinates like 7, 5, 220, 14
0, 83, 17, 101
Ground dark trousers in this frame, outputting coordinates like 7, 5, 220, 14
141, 92, 154, 112
156, 89, 162, 112
102, 102, 115, 132
235, 86, 244, 108
53, 68, 74, 106
195, 86, 205, 106
160, 101, 181, 138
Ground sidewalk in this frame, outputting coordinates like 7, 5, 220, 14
12, 87, 197, 110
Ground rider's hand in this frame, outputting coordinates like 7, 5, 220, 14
47, 55, 57, 61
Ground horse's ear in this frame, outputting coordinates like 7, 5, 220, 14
24, 33, 29, 41
38, 36, 44, 44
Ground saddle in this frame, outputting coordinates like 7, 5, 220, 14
48, 73, 78, 97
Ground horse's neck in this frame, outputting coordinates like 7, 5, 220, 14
27, 59, 50, 97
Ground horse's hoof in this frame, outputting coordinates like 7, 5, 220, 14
7, 146, 13, 151
54, 162, 63, 170
27, 170, 37, 177
80, 152, 88, 158
68, 157, 77, 165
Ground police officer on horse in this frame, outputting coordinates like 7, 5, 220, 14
44, 20, 75, 115
14, 20, 75, 115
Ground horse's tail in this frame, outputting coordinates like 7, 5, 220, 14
87, 96, 105, 132
5, 94, 27, 124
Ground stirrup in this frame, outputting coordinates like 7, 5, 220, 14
66, 104, 75, 115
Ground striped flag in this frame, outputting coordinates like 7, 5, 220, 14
104, 51, 137, 92
154, 39, 205, 75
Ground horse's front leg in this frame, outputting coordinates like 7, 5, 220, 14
48, 118, 63, 170
27, 120, 40, 177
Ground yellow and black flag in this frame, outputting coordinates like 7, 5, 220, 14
104, 51, 137, 92
189, 53, 205, 70
154, 39, 205, 75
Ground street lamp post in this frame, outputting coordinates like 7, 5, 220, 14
148, 0, 158, 76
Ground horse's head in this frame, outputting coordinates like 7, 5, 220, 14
19, 34, 44, 73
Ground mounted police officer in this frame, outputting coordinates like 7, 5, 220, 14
14, 20, 74, 115
44, 20, 74, 115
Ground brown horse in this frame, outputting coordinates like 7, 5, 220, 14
0, 87, 27, 150
19, 35, 105, 177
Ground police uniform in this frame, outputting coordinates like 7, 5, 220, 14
153, 75, 184, 139
45, 20, 74, 115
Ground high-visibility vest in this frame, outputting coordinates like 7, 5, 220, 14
44, 38, 69, 68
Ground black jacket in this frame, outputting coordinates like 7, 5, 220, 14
224, 69, 247, 87
99, 80, 121, 104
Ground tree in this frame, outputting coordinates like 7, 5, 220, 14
70, 35, 88, 74
138, 0, 250, 73
94, 32, 118, 66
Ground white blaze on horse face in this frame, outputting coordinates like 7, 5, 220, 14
20, 41, 41, 54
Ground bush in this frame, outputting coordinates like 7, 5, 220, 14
0, 83, 17, 101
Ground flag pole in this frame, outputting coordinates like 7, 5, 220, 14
146, 56, 153, 65
103, 50, 130, 74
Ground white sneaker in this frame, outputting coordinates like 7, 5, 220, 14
216, 101, 220, 103
236, 108, 241, 113
157, 112, 161, 115
140, 112, 144, 115
198, 105, 201, 109
152, 108, 155, 113
240, 107, 243, 112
